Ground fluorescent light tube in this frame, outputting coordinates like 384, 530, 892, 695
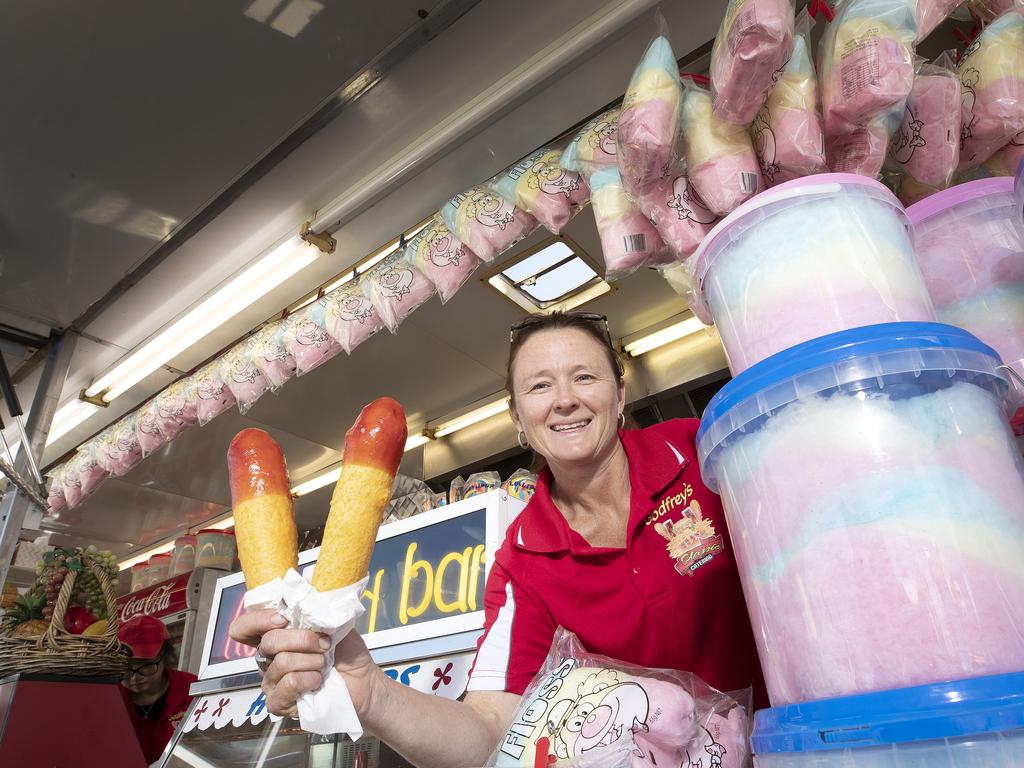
45, 400, 100, 447
86, 237, 317, 402
623, 317, 708, 357
118, 540, 176, 570
433, 398, 509, 438
290, 432, 431, 496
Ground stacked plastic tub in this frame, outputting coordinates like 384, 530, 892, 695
691, 174, 1024, 765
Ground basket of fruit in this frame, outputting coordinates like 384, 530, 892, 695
0, 546, 131, 677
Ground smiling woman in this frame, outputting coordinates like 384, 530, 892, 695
228, 310, 765, 768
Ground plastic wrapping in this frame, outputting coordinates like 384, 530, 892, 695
916, 0, 963, 40
72, 444, 109, 501
493, 148, 589, 235
617, 23, 683, 188
561, 108, 621, 181
219, 340, 271, 413
404, 217, 482, 304
590, 166, 670, 281
152, 378, 198, 441
46, 468, 67, 513
826, 118, 891, 177
135, 403, 168, 457
59, 458, 83, 509
364, 253, 436, 333
966, 0, 1022, 22
819, 0, 917, 132
636, 161, 718, 262
283, 299, 343, 376
957, 7, 1024, 170
887, 56, 962, 201
463, 471, 501, 498
982, 130, 1024, 175
449, 475, 465, 505
322, 278, 385, 354
440, 186, 538, 262
249, 321, 297, 389
710, 0, 795, 125
95, 415, 143, 477
502, 469, 538, 502
191, 361, 236, 426
680, 84, 763, 216
750, 14, 826, 186
693, 175, 935, 373
488, 628, 751, 768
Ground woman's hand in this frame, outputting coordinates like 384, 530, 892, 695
228, 609, 383, 719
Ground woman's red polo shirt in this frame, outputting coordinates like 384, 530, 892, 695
467, 418, 765, 706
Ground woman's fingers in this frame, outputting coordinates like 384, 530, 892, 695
228, 609, 287, 647
263, 670, 323, 718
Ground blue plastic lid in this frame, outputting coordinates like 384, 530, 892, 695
753, 671, 1024, 754
695, 323, 1012, 489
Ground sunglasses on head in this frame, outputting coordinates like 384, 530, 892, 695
509, 312, 613, 348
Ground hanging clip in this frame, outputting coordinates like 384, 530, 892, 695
300, 221, 337, 254
808, 0, 835, 22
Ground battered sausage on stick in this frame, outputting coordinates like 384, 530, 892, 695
311, 397, 407, 591
227, 428, 299, 590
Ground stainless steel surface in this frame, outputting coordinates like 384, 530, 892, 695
0, 331, 77, 586
184, 569, 226, 675
189, 671, 265, 697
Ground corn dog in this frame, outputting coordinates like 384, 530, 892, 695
311, 397, 407, 591
227, 428, 298, 590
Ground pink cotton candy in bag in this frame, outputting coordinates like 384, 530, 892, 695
492, 148, 589, 235
561, 108, 621, 181
249, 321, 296, 388
916, 0, 963, 40
711, 0, 796, 125
219, 341, 270, 412
191, 361, 236, 426
487, 628, 751, 768
983, 130, 1024, 175
104, 415, 143, 476
750, 14, 827, 186
152, 379, 198, 441
58, 461, 83, 509
46, 471, 67, 514
405, 217, 482, 304
617, 23, 684, 188
364, 253, 436, 333
827, 118, 891, 176
283, 298, 342, 375
322, 278, 384, 354
440, 186, 537, 262
636, 163, 718, 262
819, 0, 917, 135
957, 7, 1024, 170
73, 443, 109, 499
135, 403, 168, 457
590, 166, 671, 281
681, 85, 763, 215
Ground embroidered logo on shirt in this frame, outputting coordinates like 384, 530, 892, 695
654, 501, 723, 577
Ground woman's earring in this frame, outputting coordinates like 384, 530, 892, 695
618, 412, 626, 429
518, 430, 530, 450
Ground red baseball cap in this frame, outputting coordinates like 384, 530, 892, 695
118, 615, 170, 659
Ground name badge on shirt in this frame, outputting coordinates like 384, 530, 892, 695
652, 499, 723, 577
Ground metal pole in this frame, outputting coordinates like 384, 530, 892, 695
0, 331, 78, 586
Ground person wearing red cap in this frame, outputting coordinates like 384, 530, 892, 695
118, 615, 197, 764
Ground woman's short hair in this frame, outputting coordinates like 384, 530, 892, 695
505, 312, 624, 407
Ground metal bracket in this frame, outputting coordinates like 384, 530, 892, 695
0, 458, 49, 513
79, 388, 110, 407
421, 427, 437, 441
300, 221, 337, 254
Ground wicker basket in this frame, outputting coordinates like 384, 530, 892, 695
0, 555, 131, 677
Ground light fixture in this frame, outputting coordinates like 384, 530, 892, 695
622, 315, 709, 357
118, 540, 176, 570
290, 431, 434, 496
432, 397, 510, 438
45, 400, 100, 447
84, 236, 318, 403
202, 515, 236, 531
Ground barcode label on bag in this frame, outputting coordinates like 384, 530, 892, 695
740, 173, 758, 194
623, 234, 646, 253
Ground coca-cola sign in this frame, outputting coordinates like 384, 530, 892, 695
117, 571, 191, 623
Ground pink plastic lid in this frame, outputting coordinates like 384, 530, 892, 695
149, 553, 172, 562
692, 173, 908, 319
131, 562, 147, 571
907, 177, 1015, 225
175, 535, 197, 545
197, 528, 234, 536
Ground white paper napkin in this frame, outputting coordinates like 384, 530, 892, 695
244, 568, 369, 737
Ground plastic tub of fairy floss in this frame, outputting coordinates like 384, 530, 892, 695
195, 529, 237, 570
908, 177, 1024, 417
169, 534, 197, 576
130, 562, 148, 592
752, 671, 1024, 766
146, 553, 172, 585
692, 174, 935, 373
696, 323, 1024, 706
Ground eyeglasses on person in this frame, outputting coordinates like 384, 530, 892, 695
123, 660, 163, 679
